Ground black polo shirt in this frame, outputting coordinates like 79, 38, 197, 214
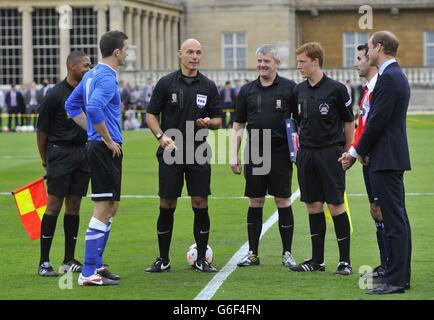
147, 70, 222, 142
294, 74, 354, 148
234, 74, 297, 145
37, 79, 87, 146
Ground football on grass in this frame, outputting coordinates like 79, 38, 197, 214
186, 243, 213, 266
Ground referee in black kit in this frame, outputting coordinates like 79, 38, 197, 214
289, 42, 355, 275
231, 44, 298, 268
145, 39, 222, 273
36, 51, 91, 276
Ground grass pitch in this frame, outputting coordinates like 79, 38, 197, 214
0, 115, 433, 300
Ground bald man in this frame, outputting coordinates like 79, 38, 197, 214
146, 39, 222, 273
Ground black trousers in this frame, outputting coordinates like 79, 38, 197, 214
371, 170, 412, 287
7, 108, 19, 130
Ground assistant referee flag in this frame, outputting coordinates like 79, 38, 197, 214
325, 192, 353, 234
12, 177, 47, 240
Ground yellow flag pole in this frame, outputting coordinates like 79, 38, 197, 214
324, 192, 353, 234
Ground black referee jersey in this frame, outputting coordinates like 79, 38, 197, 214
294, 74, 354, 149
37, 79, 87, 145
234, 74, 297, 145
146, 70, 222, 143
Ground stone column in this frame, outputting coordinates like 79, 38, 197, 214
124, 7, 133, 39
94, 4, 107, 61
57, 5, 71, 80
288, 7, 297, 68
18, 5, 33, 84
157, 13, 165, 70
149, 12, 157, 70
141, 11, 150, 70
171, 16, 179, 70
164, 15, 172, 70
179, 13, 185, 45
109, 1, 124, 31
133, 9, 142, 71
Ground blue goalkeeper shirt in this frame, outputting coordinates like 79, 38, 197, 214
65, 63, 122, 143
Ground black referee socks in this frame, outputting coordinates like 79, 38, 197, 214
278, 206, 294, 254
309, 212, 326, 265
40, 214, 58, 265
63, 214, 80, 263
247, 207, 263, 256
157, 207, 175, 261
193, 207, 210, 261
332, 212, 351, 264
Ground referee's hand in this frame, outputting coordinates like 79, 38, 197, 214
196, 117, 211, 128
160, 134, 177, 151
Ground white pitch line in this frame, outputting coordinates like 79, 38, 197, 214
194, 189, 301, 301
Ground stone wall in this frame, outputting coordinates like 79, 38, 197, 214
298, 9, 434, 67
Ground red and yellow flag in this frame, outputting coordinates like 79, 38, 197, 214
12, 177, 47, 240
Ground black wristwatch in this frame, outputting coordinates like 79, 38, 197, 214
156, 132, 163, 140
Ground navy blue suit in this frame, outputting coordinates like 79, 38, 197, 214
357, 61, 412, 288
5, 90, 25, 129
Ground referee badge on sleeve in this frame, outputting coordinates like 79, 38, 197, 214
196, 94, 207, 109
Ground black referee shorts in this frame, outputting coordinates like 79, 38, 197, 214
157, 148, 211, 199
87, 141, 122, 202
244, 143, 292, 198
296, 145, 345, 205
46, 143, 90, 199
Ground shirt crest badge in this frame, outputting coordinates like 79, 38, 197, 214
276, 99, 282, 109
171, 93, 177, 103
318, 102, 330, 115
196, 94, 207, 109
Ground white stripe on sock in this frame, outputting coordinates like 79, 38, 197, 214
89, 217, 107, 232
85, 233, 105, 240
